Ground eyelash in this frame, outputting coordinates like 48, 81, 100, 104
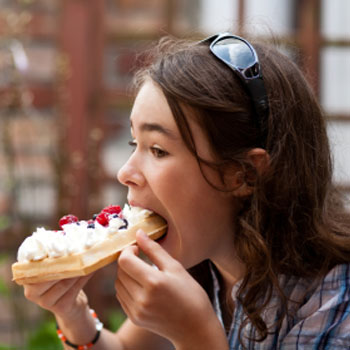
128, 140, 169, 158
128, 140, 137, 150
150, 146, 168, 158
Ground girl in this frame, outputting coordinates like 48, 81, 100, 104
23, 33, 350, 349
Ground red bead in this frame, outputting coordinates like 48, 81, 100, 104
57, 309, 101, 349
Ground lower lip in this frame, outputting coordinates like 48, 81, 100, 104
156, 230, 168, 245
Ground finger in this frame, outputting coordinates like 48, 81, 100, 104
39, 275, 91, 309
123, 244, 139, 257
116, 268, 142, 302
38, 278, 80, 308
115, 276, 134, 311
54, 274, 93, 309
117, 265, 142, 291
118, 297, 132, 321
23, 280, 58, 300
136, 229, 175, 270
115, 278, 142, 326
118, 246, 153, 277
118, 245, 156, 284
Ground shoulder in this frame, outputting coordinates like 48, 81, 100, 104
308, 263, 350, 306
280, 263, 350, 349
322, 262, 350, 284
305, 263, 350, 314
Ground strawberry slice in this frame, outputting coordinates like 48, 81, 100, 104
59, 214, 78, 228
102, 205, 122, 215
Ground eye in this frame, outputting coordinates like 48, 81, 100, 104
150, 145, 168, 158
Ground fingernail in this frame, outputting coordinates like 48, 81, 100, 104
136, 229, 148, 239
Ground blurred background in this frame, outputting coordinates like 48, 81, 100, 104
0, 0, 349, 348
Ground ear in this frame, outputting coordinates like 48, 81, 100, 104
246, 148, 270, 175
228, 148, 270, 198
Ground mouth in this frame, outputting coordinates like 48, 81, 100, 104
149, 211, 168, 244
153, 212, 168, 244
128, 201, 169, 244
155, 225, 168, 244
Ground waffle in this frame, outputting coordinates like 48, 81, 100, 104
12, 214, 167, 285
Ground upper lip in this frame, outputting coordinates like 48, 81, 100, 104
128, 199, 144, 209
128, 199, 154, 213
128, 199, 166, 221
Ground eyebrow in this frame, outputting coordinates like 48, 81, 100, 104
131, 121, 179, 140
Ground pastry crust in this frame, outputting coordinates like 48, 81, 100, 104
12, 214, 167, 285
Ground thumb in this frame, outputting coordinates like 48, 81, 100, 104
136, 229, 174, 270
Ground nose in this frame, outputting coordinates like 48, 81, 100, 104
117, 155, 145, 188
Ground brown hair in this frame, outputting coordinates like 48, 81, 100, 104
133, 36, 350, 343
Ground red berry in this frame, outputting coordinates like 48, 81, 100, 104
96, 212, 109, 226
102, 205, 122, 215
59, 214, 78, 228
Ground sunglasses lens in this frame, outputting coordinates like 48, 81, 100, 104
203, 33, 269, 147
211, 38, 256, 70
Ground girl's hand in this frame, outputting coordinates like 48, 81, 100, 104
115, 230, 228, 350
23, 275, 93, 322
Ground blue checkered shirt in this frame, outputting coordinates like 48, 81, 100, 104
210, 263, 350, 349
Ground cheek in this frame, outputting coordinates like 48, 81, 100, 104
149, 162, 195, 199
147, 159, 227, 229
153, 161, 221, 216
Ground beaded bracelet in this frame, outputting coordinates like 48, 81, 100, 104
56, 309, 103, 350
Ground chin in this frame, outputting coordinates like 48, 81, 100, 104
156, 226, 181, 258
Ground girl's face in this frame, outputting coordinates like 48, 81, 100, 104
118, 81, 237, 269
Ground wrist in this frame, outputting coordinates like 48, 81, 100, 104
56, 306, 99, 345
173, 314, 228, 350
54, 290, 90, 324
56, 309, 103, 349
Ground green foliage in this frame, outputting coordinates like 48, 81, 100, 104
0, 253, 10, 297
0, 345, 16, 350
0, 253, 8, 265
0, 278, 9, 297
26, 320, 62, 350
23, 310, 125, 349
107, 309, 127, 332
0, 215, 11, 231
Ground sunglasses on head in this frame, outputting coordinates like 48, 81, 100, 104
200, 32, 269, 148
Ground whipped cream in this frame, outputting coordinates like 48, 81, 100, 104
17, 205, 152, 263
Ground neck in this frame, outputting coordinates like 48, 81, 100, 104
211, 257, 244, 330
211, 252, 245, 295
